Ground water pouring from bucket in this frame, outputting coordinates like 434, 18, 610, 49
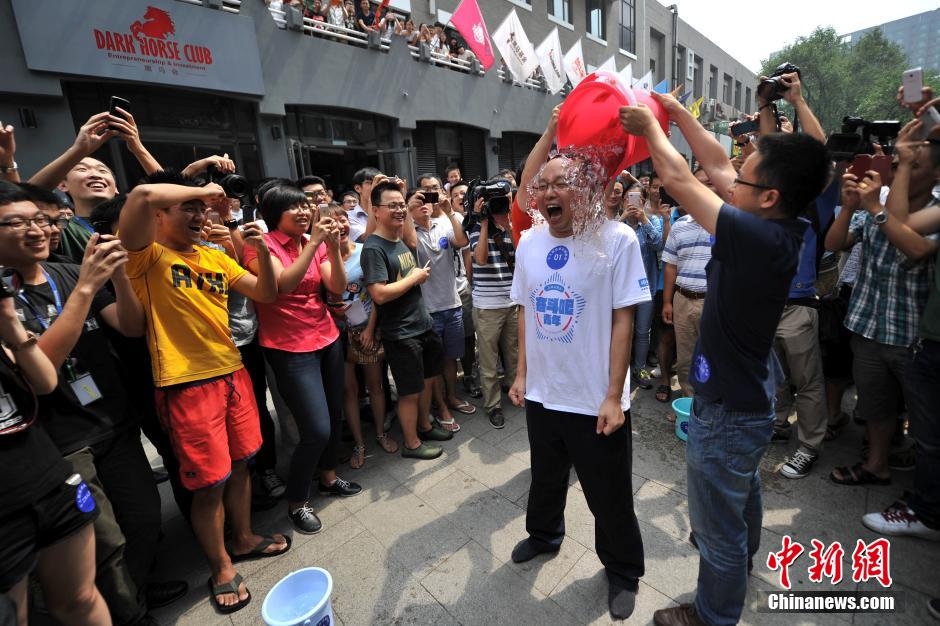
556, 71, 670, 182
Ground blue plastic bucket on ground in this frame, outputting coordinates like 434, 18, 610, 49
262, 567, 334, 626
672, 397, 692, 442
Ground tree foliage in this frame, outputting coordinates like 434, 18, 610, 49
761, 27, 940, 134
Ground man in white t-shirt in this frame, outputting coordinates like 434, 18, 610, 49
508, 155, 650, 621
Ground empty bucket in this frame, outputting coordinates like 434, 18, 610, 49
672, 397, 692, 443
262, 567, 334, 626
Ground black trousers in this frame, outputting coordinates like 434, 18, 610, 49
239, 339, 277, 473
524, 400, 645, 590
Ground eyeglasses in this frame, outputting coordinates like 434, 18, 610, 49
421, 185, 442, 193
0, 214, 53, 230
733, 177, 775, 191
535, 180, 571, 193
49, 217, 70, 230
376, 202, 408, 211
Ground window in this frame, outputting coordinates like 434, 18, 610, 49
548, 0, 570, 24
744, 86, 752, 114
709, 65, 718, 100
723, 73, 733, 105
619, 0, 635, 53
734, 80, 742, 110
587, 0, 605, 40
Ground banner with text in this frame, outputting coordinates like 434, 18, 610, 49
492, 9, 538, 82
535, 28, 566, 94
562, 38, 587, 87
450, 0, 495, 70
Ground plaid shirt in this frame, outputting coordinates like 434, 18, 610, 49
845, 198, 939, 347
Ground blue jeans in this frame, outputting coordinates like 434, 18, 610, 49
906, 338, 940, 529
686, 396, 774, 626
263, 339, 344, 503
632, 299, 654, 371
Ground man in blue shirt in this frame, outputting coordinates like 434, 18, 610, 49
621, 93, 831, 626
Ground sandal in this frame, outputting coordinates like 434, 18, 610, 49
350, 444, 366, 469
435, 416, 461, 433
830, 462, 891, 486
449, 400, 477, 415
825, 413, 850, 442
229, 534, 291, 563
207, 572, 251, 614
655, 384, 672, 403
376, 433, 399, 454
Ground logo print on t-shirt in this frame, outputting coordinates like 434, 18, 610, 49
529, 272, 586, 343
694, 354, 711, 383
546, 245, 569, 270
170, 265, 228, 294
75, 481, 96, 513
439, 236, 449, 249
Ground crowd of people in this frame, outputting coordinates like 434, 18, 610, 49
0, 67, 938, 626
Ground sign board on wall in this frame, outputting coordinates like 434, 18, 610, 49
11, 0, 265, 96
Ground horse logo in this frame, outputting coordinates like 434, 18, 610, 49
130, 6, 175, 42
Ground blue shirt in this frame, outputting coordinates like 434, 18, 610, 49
788, 176, 840, 298
626, 216, 663, 290
692, 205, 807, 412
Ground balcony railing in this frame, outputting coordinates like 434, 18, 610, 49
176, 0, 243, 14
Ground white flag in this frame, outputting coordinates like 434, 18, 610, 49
618, 63, 633, 89
492, 9, 538, 82
562, 38, 587, 87
597, 55, 617, 74
535, 28, 565, 94
633, 69, 653, 91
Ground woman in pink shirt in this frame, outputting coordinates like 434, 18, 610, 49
244, 185, 361, 535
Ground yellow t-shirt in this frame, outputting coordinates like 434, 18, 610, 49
126, 242, 248, 387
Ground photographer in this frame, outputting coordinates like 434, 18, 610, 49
756, 65, 826, 143
468, 183, 517, 429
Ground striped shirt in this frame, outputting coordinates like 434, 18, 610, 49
661, 215, 712, 292
468, 224, 515, 309
845, 204, 939, 347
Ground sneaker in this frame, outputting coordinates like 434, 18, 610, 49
771, 425, 791, 443
651, 366, 662, 379
289, 503, 322, 534
318, 477, 362, 498
418, 425, 454, 441
401, 441, 443, 460
862, 505, 940, 540
259, 469, 286, 498
632, 368, 653, 390
888, 446, 915, 471
488, 408, 505, 429
781, 449, 818, 479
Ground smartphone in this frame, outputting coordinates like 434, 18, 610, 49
658, 185, 677, 208
730, 119, 758, 137
108, 96, 131, 130
902, 67, 923, 103
920, 105, 940, 139
423, 191, 439, 204
626, 191, 643, 207
848, 154, 872, 181
206, 210, 221, 225
870, 155, 892, 182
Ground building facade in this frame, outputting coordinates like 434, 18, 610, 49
842, 9, 940, 75
0, 0, 754, 192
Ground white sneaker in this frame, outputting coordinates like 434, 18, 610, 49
862, 506, 940, 541
260, 469, 286, 498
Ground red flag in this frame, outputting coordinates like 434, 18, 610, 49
373, 0, 391, 24
450, 0, 495, 70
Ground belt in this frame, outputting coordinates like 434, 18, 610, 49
676, 286, 706, 300
786, 297, 819, 308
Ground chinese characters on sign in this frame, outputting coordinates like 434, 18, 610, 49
766, 536, 893, 590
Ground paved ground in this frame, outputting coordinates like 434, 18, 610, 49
147, 382, 939, 625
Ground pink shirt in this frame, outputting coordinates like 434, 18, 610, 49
243, 230, 339, 352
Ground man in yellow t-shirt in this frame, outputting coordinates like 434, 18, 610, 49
120, 173, 285, 614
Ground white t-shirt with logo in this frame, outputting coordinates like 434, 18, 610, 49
510, 221, 652, 416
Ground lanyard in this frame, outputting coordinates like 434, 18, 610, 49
71, 216, 95, 235
15, 268, 79, 381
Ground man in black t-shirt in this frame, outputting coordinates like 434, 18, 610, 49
362, 180, 453, 460
621, 97, 830, 626
0, 182, 186, 623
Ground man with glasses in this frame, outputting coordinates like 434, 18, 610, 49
17, 183, 73, 262
361, 180, 453, 460
620, 94, 831, 626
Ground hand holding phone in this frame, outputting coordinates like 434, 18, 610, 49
902, 68, 924, 104
108, 96, 131, 130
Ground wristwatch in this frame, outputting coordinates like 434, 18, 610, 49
223, 219, 240, 229
3, 331, 37, 352
0, 162, 17, 174
873, 210, 888, 225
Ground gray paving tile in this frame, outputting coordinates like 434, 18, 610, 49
634, 480, 691, 542
448, 437, 532, 502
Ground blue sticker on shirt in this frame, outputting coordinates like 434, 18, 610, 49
639, 278, 649, 289
694, 354, 711, 383
75, 481, 96, 513
546, 246, 569, 270
439, 236, 449, 249
709, 235, 716, 246
529, 272, 586, 343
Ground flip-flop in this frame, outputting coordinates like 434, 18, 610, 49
830, 463, 891, 486
655, 384, 672, 403
449, 400, 477, 415
228, 534, 291, 563
208, 572, 251, 614
436, 417, 461, 433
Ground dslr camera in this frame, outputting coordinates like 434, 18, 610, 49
825, 116, 902, 161
206, 164, 250, 199
757, 62, 801, 102
463, 177, 513, 226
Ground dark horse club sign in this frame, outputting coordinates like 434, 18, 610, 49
11, 0, 265, 95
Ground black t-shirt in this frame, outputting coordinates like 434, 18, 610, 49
13, 263, 129, 454
691, 205, 807, 412
361, 234, 433, 340
0, 354, 72, 510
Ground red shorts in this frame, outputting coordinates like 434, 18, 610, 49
155, 368, 262, 491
